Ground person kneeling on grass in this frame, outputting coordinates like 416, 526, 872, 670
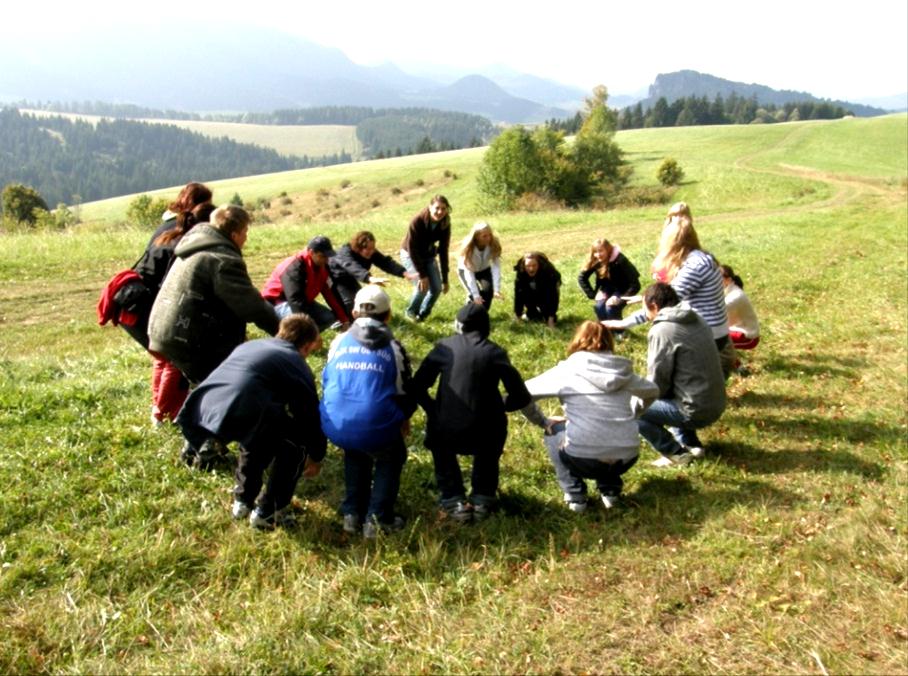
409, 303, 532, 523
636, 283, 727, 466
176, 314, 326, 530
319, 285, 416, 539
521, 321, 658, 511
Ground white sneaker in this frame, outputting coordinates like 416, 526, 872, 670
687, 446, 705, 458
563, 493, 588, 512
651, 452, 693, 467
601, 495, 619, 509
231, 500, 251, 520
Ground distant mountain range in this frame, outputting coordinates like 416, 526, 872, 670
1, 26, 899, 123
636, 70, 892, 117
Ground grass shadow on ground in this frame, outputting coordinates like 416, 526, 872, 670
710, 440, 886, 480
760, 353, 868, 379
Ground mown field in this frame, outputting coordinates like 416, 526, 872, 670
1, 115, 906, 673
21, 109, 362, 159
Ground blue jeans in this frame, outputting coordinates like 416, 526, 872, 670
593, 298, 625, 322
400, 249, 442, 319
636, 399, 704, 456
341, 438, 407, 525
543, 428, 637, 499
274, 300, 337, 331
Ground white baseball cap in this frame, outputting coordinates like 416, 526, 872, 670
353, 285, 391, 315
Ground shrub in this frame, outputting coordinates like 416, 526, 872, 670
340, 179, 352, 189
415, 179, 425, 187
126, 194, 170, 227
229, 193, 244, 206
2, 183, 49, 226
657, 157, 685, 186
280, 196, 292, 205
390, 187, 403, 196
371, 199, 381, 208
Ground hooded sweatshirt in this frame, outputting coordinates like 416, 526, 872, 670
409, 304, 531, 452
148, 224, 278, 380
320, 317, 414, 452
647, 303, 727, 423
524, 351, 659, 461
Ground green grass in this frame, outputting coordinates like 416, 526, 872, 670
1, 116, 906, 673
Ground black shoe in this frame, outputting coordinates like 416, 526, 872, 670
194, 438, 230, 470
179, 441, 198, 467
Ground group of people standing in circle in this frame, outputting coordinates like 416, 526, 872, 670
101, 183, 759, 536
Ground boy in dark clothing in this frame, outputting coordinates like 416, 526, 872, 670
320, 286, 416, 538
177, 314, 325, 530
409, 304, 532, 522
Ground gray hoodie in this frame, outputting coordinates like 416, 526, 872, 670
524, 351, 658, 461
648, 303, 726, 424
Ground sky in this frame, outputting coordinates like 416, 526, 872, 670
11, 0, 908, 100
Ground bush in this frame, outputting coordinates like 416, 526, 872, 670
126, 194, 170, 227
1, 183, 49, 226
340, 179, 352, 189
657, 157, 685, 186
229, 193, 244, 206
390, 187, 403, 195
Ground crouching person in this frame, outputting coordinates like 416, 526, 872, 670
319, 286, 416, 539
176, 314, 326, 530
522, 321, 658, 511
637, 283, 727, 465
409, 304, 532, 522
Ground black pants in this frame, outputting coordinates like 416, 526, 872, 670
234, 429, 307, 516
458, 268, 494, 309
431, 445, 502, 507
558, 451, 638, 497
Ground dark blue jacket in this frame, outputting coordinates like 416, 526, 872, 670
177, 337, 325, 459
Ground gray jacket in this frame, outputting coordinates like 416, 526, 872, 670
647, 303, 726, 424
148, 224, 278, 381
524, 351, 658, 461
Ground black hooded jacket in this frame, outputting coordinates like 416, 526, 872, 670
409, 304, 531, 453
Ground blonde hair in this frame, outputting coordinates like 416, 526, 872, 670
567, 320, 614, 355
458, 221, 502, 271
583, 237, 613, 279
664, 202, 692, 227
651, 215, 701, 282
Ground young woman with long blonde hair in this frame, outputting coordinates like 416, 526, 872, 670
457, 221, 503, 309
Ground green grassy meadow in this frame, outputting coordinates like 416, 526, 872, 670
21, 109, 362, 159
1, 116, 906, 673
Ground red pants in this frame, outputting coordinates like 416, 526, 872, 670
730, 330, 760, 351
151, 355, 189, 422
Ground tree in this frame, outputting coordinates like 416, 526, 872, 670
1, 183, 49, 225
476, 126, 546, 209
230, 193, 244, 206
572, 85, 628, 196
657, 157, 685, 186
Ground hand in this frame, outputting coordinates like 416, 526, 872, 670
494, 291, 504, 300
369, 276, 388, 285
605, 296, 621, 307
302, 457, 321, 478
340, 322, 351, 331
595, 290, 608, 302
404, 271, 421, 281
621, 294, 642, 304
400, 419, 411, 437
418, 277, 429, 293
473, 295, 484, 305
601, 319, 623, 329
546, 317, 556, 328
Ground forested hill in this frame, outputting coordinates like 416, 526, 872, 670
0, 109, 350, 206
17, 102, 499, 160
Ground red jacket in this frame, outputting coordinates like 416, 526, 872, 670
97, 269, 144, 327
262, 250, 350, 323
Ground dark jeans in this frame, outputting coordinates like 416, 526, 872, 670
234, 434, 307, 516
544, 425, 637, 498
430, 446, 502, 508
593, 297, 625, 322
557, 451, 638, 498
275, 300, 338, 331
341, 437, 407, 525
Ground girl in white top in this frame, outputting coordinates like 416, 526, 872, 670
457, 221, 503, 309
720, 264, 760, 350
